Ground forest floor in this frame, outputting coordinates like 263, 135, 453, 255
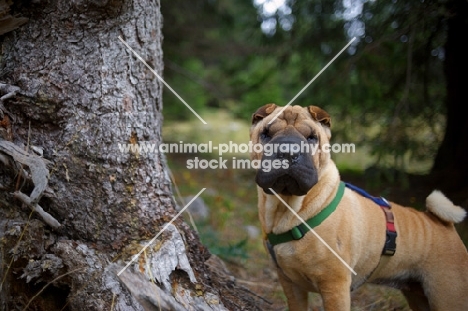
163, 111, 468, 310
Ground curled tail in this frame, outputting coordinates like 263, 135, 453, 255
426, 190, 466, 223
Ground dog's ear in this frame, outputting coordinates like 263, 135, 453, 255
252, 103, 277, 125
308, 106, 331, 128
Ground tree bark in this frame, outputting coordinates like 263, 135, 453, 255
0, 1, 265, 310
431, 0, 468, 191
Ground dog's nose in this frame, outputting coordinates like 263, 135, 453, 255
277, 144, 300, 162
272, 137, 303, 163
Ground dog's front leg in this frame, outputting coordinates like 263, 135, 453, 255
319, 278, 351, 311
277, 271, 309, 311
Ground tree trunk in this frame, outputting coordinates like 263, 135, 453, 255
0, 1, 265, 310
431, 0, 468, 192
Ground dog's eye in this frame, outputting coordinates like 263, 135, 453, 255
307, 135, 318, 144
260, 129, 271, 142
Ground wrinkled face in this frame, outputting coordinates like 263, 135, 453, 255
250, 104, 332, 196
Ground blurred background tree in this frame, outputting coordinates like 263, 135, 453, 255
161, 0, 467, 195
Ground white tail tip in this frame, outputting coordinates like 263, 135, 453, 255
426, 190, 466, 224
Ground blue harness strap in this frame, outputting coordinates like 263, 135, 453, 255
344, 182, 397, 256
344, 182, 391, 208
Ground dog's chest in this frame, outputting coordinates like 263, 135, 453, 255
273, 242, 329, 291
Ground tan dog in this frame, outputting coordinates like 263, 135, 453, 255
250, 103, 468, 311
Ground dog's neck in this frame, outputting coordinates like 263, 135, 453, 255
258, 161, 341, 234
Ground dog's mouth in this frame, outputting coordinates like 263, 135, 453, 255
255, 136, 318, 196
256, 169, 317, 196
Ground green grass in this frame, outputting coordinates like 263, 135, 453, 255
163, 109, 251, 158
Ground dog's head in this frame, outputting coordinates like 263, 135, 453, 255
250, 104, 332, 196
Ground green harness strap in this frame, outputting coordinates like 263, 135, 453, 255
266, 182, 345, 246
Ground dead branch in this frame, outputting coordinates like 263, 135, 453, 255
0, 140, 60, 229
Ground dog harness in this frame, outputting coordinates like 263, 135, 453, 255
266, 182, 397, 257
344, 183, 397, 256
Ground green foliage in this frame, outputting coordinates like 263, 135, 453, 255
163, 58, 210, 120
199, 225, 250, 261
229, 56, 284, 118
161, 0, 448, 172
